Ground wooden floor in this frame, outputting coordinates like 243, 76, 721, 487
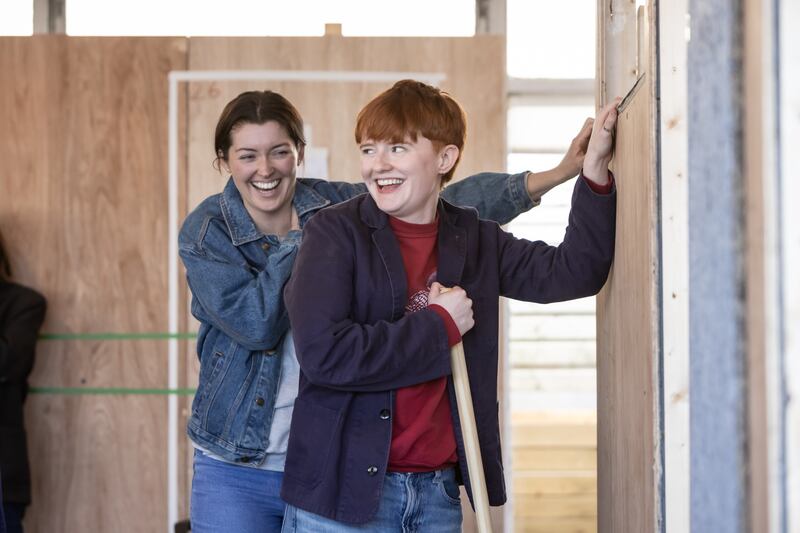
511, 412, 597, 533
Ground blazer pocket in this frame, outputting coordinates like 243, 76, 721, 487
283, 398, 342, 488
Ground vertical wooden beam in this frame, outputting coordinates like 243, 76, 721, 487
743, 0, 782, 531
475, 0, 506, 35
596, 2, 661, 532
659, 0, 691, 532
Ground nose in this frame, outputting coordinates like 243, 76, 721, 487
257, 156, 272, 176
372, 149, 392, 173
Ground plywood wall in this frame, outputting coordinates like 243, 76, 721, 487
595, 2, 661, 532
0, 37, 187, 532
0, 34, 506, 532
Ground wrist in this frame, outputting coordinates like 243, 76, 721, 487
583, 167, 611, 185
582, 158, 610, 185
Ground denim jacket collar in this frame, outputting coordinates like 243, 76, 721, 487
219, 177, 332, 246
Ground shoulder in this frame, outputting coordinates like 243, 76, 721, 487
0, 281, 47, 315
179, 193, 226, 249
440, 198, 480, 226
302, 196, 367, 246
297, 178, 366, 204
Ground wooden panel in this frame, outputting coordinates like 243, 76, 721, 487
511, 412, 597, 531
512, 423, 596, 448
514, 472, 596, 496
515, 516, 597, 533
514, 448, 597, 471
596, 2, 659, 531
24, 395, 167, 532
0, 36, 187, 531
514, 494, 596, 518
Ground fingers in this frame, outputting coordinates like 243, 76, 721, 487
429, 281, 443, 298
428, 285, 474, 336
597, 98, 621, 135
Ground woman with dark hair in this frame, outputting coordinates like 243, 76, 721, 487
0, 229, 47, 533
179, 89, 593, 532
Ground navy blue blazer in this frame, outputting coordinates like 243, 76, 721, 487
282, 177, 616, 524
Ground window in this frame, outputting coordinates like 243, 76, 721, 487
505, 2, 598, 529
65, 0, 475, 36
507, 0, 596, 79
0, 0, 33, 35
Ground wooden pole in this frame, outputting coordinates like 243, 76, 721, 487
451, 340, 493, 532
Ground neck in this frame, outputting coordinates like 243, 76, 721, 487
250, 203, 296, 237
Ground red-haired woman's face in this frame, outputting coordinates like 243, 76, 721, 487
359, 135, 458, 224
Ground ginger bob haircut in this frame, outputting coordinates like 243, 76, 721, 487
354, 80, 466, 185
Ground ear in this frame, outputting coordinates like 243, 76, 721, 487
217, 150, 230, 173
437, 145, 460, 176
297, 144, 305, 166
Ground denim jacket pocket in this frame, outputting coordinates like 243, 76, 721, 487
192, 336, 236, 417
283, 398, 343, 488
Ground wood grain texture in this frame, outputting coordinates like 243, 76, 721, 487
0, 36, 187, 532
24, 395, 167, 533
596, 2, 659, 530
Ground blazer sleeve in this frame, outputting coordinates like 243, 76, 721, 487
497, 176, 617, 303
0, 288, 46, 384
284, 210, 453, 392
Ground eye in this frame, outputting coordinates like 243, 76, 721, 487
360, 146, 375, 155
272, 149, 291, 158
390, 145, 406, 153
238, 154, 255, 161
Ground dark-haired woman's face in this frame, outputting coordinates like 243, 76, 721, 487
225, 121, 302, 233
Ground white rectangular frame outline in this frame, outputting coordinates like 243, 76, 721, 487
166, 69, 446, 533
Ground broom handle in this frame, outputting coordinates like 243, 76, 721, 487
451, 340, 493, 532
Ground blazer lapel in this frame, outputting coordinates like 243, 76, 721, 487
361, 196, 408, 320
436, 201, 467, 288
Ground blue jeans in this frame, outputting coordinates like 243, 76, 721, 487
191, 451, 286, 533
281, 468, 462, 532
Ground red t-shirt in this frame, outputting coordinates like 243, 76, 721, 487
387, 215, 459, 472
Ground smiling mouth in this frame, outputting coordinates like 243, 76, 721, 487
251, 179, 280, 191
375, 178, 404, 190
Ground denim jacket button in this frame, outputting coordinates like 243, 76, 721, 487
266, 349, 277, 355
379, 409, 390, 420
261, 242, 270, 251
367, 466, 378, 476
255, 397, 265, 406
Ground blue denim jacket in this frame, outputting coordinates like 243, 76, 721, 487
178, 173, 535, 465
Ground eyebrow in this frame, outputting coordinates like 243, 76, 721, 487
234, 143, 291, 152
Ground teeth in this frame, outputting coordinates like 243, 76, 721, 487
252, 180, 280, 191
376, 178, 403, 187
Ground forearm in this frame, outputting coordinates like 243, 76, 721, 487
442, 171, 535, 225
182, 248, 296, 351
292, 312, 453, 392
525, 165, 578, 204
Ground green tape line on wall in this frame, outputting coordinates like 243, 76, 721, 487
39, 332, 198, 341
30, 387, 197, 396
